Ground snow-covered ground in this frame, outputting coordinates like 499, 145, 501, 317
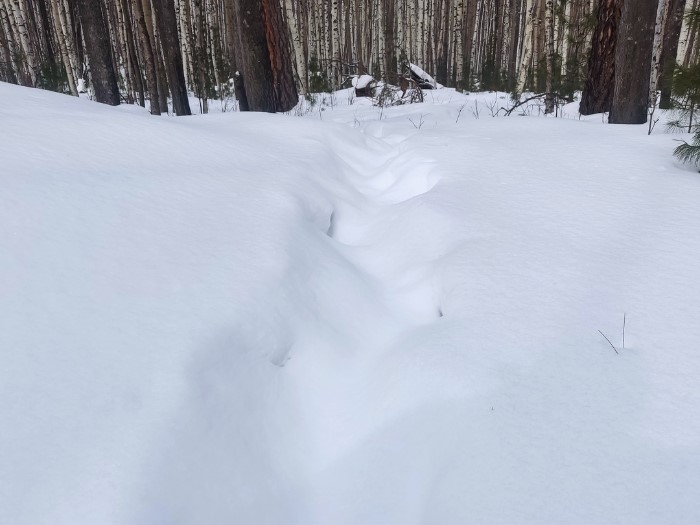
1, 81, 699, 524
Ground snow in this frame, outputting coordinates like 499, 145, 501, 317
409, 63, 437, 88
1, 82, 700, 524
351, 74, 375, 89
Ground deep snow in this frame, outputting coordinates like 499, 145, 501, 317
1, 82, 699, 524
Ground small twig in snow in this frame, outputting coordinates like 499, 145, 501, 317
408, 113, 426, 129
598, 330, 619, 355
456, 103, 467, 123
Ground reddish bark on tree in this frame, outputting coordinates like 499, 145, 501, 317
232, 0, 297, 112
580, 0, 622, 115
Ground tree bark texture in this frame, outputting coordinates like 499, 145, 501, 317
233, 0, 297, 112
153, 0, 192, 115
133, 0, 161, 113
580, 0, 621, 115
74, 0, 121, 105
610, 0, 659, 124
659, 0, 687, 108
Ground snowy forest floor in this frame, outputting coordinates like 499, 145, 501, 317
1, 82, 700, 524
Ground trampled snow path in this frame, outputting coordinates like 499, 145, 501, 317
327, 136, 442, 321
271, 131, 449, 461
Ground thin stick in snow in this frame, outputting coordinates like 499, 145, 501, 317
598, 330, 619, 354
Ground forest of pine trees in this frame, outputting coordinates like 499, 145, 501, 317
0, 0, 698, 117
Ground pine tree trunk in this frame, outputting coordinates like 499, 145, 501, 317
384, 0, 397, 83
579, 0, 621, 115
232, 0, 298, 112
609, 0, 659, 124
74, 0, 120, 105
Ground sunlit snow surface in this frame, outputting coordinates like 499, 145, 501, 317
1, 82, 699, 524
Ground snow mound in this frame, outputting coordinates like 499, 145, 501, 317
351, 74, 375, 89
409, 63, 438, 88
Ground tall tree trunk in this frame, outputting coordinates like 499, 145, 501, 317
232, 0, 298, 112
0, 13, 17, 83
74, 0, 120, 105
580, 0, 621, 115
152, 0, 192, 115
6, 0, 38, 85
544, 0, 555, 112
384, 0, 397, 83
133, 0, 160, 114
143, 0, 169, 112
658, 0, 687, 108
0, 1, 21, 83
48, 0, 78, 95
609, 0, 659, 124
517, 0, 535, 93
649, 0, 668, 105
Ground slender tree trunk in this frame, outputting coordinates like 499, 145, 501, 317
48, 0, 78, 95
544, 0, 555, 112
133, 0, 160, 114
152, 0, 191, 115
610, 0, 659, 124
681, 0, 698, 66
649, 0, 668, 105
658, 0, 687, 108
517, 0, 535, 92
384, 0, 397, 83
6, 0, 38, 85
0, 1, 21, 83
143, 0, 169, 112
0, 13, 17, 83
580, 0, 621, 115
74, 0, 120, 105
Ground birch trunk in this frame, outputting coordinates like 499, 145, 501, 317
658, 0, 687, 107
517, 0, 535, 92
0, 1, 21, 83
650, 0, 669, 103
0, 13, 17, 83
7, 0, 37, 85
48, 0, 78, 95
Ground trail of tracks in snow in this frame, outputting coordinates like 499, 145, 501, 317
279, 125, 454, 501
325, 130, 443, 327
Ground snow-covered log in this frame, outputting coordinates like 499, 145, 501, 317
409, 63, 437, 89
352, 74, 377, 97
